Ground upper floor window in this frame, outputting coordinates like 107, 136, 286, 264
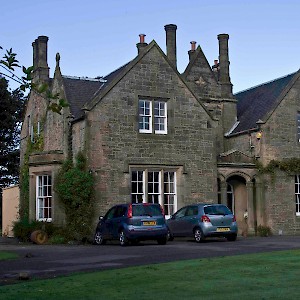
36, 175, 52, 221
139, 99, 167, 134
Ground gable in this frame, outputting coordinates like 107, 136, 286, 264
219, 149, 253, 164
182, 46, 221, 98
84, 41, 215, 122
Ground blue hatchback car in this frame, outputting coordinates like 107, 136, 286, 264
94, 203, 168, 246
167, 203, 238, 242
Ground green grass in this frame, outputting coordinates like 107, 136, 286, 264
1, 250, 300, 299
0, 251, 18, 261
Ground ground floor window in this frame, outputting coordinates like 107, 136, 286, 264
131, 169, 177, 216
36, 174, 52, 221
295, 175, 300, 216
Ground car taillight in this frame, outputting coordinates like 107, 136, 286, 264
201, 215, 211, 222
232, 215, 236, 222
127, 204, 132, 218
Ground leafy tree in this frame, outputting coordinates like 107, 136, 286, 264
0, 46, 68, 113
0, 77, 26, 223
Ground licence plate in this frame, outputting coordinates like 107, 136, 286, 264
143, 221, 156, 226
217, 227, 230, 232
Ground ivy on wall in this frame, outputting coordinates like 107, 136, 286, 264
255, 157, 300, 178
54, 152, 95, 241
19, 123, 44, 220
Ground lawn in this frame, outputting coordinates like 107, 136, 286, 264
0, 251, 18, 260
0, 249, 299, 300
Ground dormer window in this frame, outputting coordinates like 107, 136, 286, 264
139, 99, 167, 134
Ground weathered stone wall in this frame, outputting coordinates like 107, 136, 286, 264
86, 46, 218, 218
72, 120, 86, 158
263, 171, 300, 234
260, 77, 300, 164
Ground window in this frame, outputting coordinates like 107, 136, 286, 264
36, 175, 52, 221
131, 169, 176, 216
297, 112, 300, 142
139, 99, 167, 134
295, 175, 300, 216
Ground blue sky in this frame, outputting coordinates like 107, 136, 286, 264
2, 0, 300, 93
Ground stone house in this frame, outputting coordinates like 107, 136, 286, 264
19, 24, 300, 235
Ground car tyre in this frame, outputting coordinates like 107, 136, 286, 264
227, 234, 237, 241
119, 230, 128, 247
194, 228, 205, 243
157, 237, 167, 245
94, 231, 106, 245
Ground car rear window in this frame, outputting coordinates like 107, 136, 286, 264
132, 204, 162, 217
204, 205, 232, 215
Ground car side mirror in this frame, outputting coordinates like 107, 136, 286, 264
99, 216, 104, 221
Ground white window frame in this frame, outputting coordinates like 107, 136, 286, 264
154, 101, 167, 134
139, 99, 167, 134
131, 168, 177, 218
295, 175, 300, 216
36, 174, 52, 221
131, 170, 145, 203
139, 100, 152, 133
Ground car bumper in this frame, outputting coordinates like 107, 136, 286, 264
125, 225, 168, 240
202, 224, 238, 237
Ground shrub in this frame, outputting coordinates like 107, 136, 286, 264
257, 225, 272, 237
13, 219, 63, 243
54, 152, 95, 242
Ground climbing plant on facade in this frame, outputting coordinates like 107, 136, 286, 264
54, 152, 95, 241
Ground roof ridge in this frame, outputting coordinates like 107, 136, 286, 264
235, 71, 297, 95
62, 75, 106, 82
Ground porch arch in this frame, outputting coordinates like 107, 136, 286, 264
218, 172, 256, 235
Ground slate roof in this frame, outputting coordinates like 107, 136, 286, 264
232, 72, 297, 135
62, 61, 131, 121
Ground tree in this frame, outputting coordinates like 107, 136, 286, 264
0, 46, 68, 113
0, 77, 26, 223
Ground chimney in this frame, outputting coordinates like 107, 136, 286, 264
32, 35, 49, 83
217, 34, 232, 97
164, 24, 177, 68
136, 34, 148, 54
188, 41, 197, 61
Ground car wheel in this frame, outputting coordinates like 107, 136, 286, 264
119, 230, 128, 246
157, 237, 167, 245
227, 234, 237, 241
167, 228, 174, 241
194, 228, 205, 243
94, 231, 106, 245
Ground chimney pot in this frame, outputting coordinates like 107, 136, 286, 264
190, 41, 196, 51
137, 34, 147, 54
139, 34, 146, 43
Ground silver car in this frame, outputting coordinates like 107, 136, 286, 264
166, 203, 238, 242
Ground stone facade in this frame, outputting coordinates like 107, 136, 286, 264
19, 24, 300, 235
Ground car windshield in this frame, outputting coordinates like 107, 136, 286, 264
204, 205, 232, 215
132, 204, 162, 217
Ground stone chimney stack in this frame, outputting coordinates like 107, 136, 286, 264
136, 34, 148, 54
188, 41, 197, 61
32, 35, 49, 83
217, 34, 233, 97
164, 24, 177, 68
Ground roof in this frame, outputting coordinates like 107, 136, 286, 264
62, 62, 131, 120
232, 72, 297, 135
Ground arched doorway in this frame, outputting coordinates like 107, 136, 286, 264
226, 175, 248, 235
